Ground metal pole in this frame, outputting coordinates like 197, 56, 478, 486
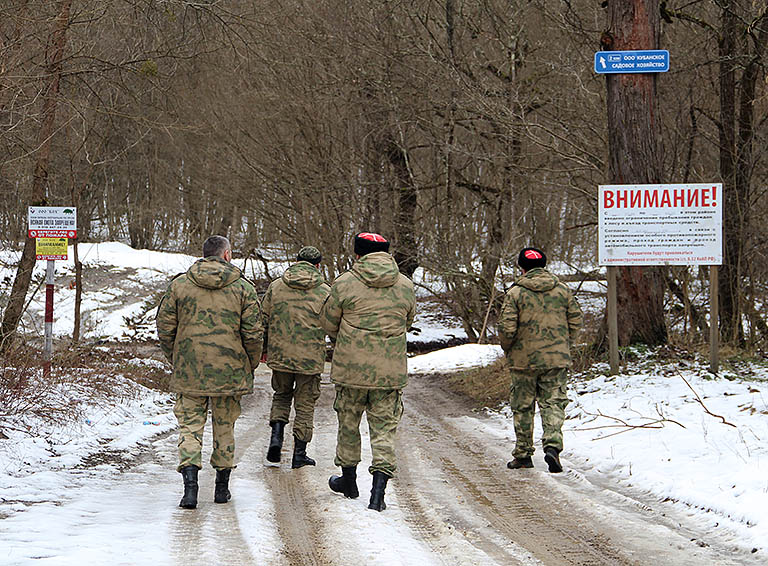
709, 265, 719, 373
43, 259, 55, 378
607, 266, 620, 375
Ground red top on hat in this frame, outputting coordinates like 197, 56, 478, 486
524, 249, 543, 260
358, 232, 387, 242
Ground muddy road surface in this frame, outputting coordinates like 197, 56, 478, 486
221, 366, 758, 566
3, 364, 759, 565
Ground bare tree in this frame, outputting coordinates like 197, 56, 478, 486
1, 1, 72, 350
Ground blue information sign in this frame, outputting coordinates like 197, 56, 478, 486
594, 50, 669, 74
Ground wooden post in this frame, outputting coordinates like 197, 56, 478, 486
709, 265, 719, 373
607, 265, 620, 375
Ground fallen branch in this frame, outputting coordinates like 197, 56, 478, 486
574, 405, 686, 440
676, 370, 737, 428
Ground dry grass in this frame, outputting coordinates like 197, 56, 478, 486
0, 341, 171, 437
444, 357, 511, 408
0, 346, 84, 434
57, 342, 171, 392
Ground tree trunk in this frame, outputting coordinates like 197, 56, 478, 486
717, 5, 765, 345
387, 141, 419, 278
717, 2, 740, 344
1, 0, 72, 351
604, 0, 668, 346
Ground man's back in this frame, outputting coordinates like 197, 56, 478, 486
157, 256, 262, 396
262, 261, 330, 374
321, 251, 415, 390
499, 267, 582, 370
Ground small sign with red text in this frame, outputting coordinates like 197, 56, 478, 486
36, 237, 68, 260
28, 207, 77, 238
598, 183, 722, 266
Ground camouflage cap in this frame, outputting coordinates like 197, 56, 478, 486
297, 246, 322, 264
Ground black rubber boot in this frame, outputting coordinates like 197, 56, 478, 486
267, 421, 285, 463
507, 457, 534, 469
368, 471, 389, 512
214, 468, 232, 503
544, 446, 563, 473
329, 466, 359, 498
291, 437, 316, 469
179, 466, 199, 509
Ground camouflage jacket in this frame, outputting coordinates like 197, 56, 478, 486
156, 257, 263, 396
261, 261, 330, 374
498, 268, 583, 369
321, 252, 416, 389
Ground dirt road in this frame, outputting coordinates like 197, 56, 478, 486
3, 361, 758, 565
180, 365, 759, 566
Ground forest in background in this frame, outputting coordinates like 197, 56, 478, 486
1, 1, 767, 352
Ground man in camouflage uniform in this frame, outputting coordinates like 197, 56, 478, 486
261, 245, 330, 468
156, 235, 262, 508
321, 232, 415, 511
498, 247, 583, 473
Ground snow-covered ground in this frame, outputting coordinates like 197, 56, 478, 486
2, 243, 766, 562
0, 242, 201, 341
2, 344, 767, 562
410, 343, 768, 556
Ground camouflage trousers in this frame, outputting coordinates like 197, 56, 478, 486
269, 370, 322, 442
174, 393, 242, 471
333, 385, 403, 477
509, 368, 568, 459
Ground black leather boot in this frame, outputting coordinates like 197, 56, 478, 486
507, 456, 534, 469
368, 471, 389, 511
267, 421, 285, 463
544, 446, 563, 473
291, 437, 316, 469
179, 466, 199, 509
329, 466, 359, 498
214, 468, 232, 503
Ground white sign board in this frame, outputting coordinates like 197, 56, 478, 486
28, 206, 77, 238
598, 184, 722, 266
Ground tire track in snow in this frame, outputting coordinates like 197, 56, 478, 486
398, 376, 636, 566
168, 387, 269, 565
247, 370, 333, 566
396, 440, 532, 566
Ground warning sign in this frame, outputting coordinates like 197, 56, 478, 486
36, 238, 68, 260
598, 183, 723, 266
28, 207, 77, 238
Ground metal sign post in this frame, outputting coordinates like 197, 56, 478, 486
29, 207, 76, 378
43, 260, 55, 378
607, 266, 620, 375
710, 266, 719, 373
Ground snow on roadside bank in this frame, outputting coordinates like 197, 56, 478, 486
408, 343, 503, 373
410, 344, 768, 555
0, 371, 174, 518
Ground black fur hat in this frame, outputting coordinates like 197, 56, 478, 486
354, 232, 390, 256
517, 247, 547, 271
